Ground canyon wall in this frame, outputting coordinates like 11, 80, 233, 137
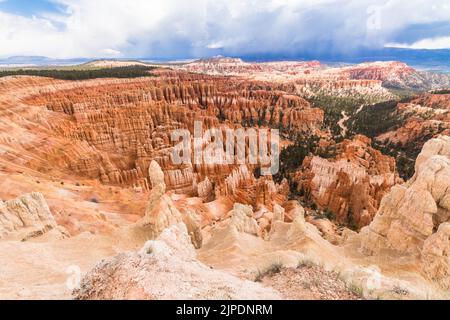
360, 135, 450, 289
21, 75, 322, 202
295, 135, 400, 228
0, 192, 68, 241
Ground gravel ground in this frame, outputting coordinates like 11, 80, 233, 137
261, 264, 364, 300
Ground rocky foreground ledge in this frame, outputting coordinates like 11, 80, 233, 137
71, 136, 450, 300
360, 135, 450, 290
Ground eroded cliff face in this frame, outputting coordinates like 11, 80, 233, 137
360, 135, 450, 289
0, 192, 69, 241
295, 135, 400, 228
1, 68, 449, 300
176, 58, 450, 97
131, 160, 202, 248
20, 74, 322, 201
377, 93, 450, 148
176, 58, 397, 100
73, 190, 326, 300
73, 223, 282, 300
0, 73, 310, 236
326, 61, 450, 90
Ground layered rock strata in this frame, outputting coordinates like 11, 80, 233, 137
0, 192, 68, 241
360, 136, 450, 289
295, 135, 400, 228
21, 75, 322, 200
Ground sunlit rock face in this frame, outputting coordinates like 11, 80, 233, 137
0, 192, 69, 241
73, 223, 281, 300
0, 71, 299, 236
20, 73, 322, 201
340, 61, 450, 90
177, 59, 450, 95
376, 93, 450, 150
1, 61, 450, 300
295, 135, 400, 228
360, 135, 450, 289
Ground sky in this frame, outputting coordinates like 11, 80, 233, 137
1, 0, 450, 60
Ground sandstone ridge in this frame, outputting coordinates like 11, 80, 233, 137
360, 135, 450, 289
0, 192, 68, 241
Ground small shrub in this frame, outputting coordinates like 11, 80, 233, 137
324, 209, 336, 220
311, 278, 322, 287
254, 270, 264, 282
347, 210, 358, 231
392, 285, 409, 296
254, 262, 284, 282
347, 282, 364, 298
267, 262, 283, 275
301, 280, 312, 289
297, 258, 315, 268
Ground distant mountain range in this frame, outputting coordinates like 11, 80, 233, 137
1, 53, 450, 91
239, 48, 450, 74
1, 48, 450, 73
0, 56, 90, 66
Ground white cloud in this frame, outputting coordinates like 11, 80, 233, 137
386, 36, 450, 50
100, 49, 122, 56
0, 0, 450, 58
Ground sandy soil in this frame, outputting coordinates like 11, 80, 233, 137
261, 265, 363, 300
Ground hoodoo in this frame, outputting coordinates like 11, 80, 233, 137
0, 57, 449, 300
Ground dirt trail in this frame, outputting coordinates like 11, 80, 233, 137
355, 104, 365, 114
337, 111, 350, 137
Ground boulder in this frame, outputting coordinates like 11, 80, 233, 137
0, 192, 69, 241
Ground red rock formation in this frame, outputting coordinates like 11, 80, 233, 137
0, 73, 311, 215
342, 61, 415, 82
377, 93, 450, 148
337, 61, 450, 90
22, 76, 320, 194
295, 135, 401, 228
176, 58, 421, 98
178, 57, 323, 76
359, 135, 450, 289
